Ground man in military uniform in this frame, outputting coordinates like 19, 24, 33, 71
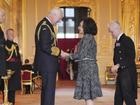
0, 8, 6, 89
4, 28, 22, 105
108, 21, 137, 105
34, 7, 67, 105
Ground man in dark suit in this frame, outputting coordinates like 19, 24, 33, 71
108, 21, 137, 105
3, 28, 22, 105
33, 7, 67, 105
0, 8, 6, 89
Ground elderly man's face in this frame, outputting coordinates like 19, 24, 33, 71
108, 22, 121, 39
108, 26, 117, 39
53, 13, 63, 25
0, 11, 5, 24
7, 30, 14, 41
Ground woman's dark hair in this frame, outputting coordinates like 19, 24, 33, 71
82, 17, 97, 35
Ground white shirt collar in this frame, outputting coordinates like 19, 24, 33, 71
117, 33, 123, 41
46, 17, 52, 24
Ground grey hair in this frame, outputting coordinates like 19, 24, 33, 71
109, 20, 121, 30
48, 7, 63, 17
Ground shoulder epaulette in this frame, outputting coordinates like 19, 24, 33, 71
37, 21, 56, 46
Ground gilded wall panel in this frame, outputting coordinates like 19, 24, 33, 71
0, 0, 10, 30
0, 0, 22, 47
4, 0, 12, 5
121, 0, 139, 60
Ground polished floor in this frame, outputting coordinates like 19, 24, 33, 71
0, 81, 140, 105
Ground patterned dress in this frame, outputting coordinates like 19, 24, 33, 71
71, 34, 102, 100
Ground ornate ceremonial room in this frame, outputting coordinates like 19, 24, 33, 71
0, 0, 140, 105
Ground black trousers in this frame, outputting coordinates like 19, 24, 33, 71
114, 71, 136, 105
8, 90, 16, 105
41, 71, 57, 105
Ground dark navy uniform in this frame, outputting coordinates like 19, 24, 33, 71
34, 17, 61, 105
114, 34, 137, 105
0, 26, 6, 89
4, 40, 22, 104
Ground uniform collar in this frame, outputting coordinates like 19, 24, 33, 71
46, 17, 52, 25
117, 33, 123, 41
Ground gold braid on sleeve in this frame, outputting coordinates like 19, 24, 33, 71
5, 44, 17, 61
37, 21, 61, 57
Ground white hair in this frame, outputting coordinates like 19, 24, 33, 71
109, 20, 121, 30
48, 7, 63, 17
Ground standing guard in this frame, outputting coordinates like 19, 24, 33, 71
4, 29, 22, 105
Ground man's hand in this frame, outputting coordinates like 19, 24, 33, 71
111, 64, 120, 74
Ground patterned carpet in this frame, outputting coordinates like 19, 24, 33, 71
10, 87, 115, 105
0, 81, 140, 105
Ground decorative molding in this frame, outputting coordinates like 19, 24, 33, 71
55, 0, 95, 7
54, 0, 96, 18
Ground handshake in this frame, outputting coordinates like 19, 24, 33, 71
60, 50, 70, 59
